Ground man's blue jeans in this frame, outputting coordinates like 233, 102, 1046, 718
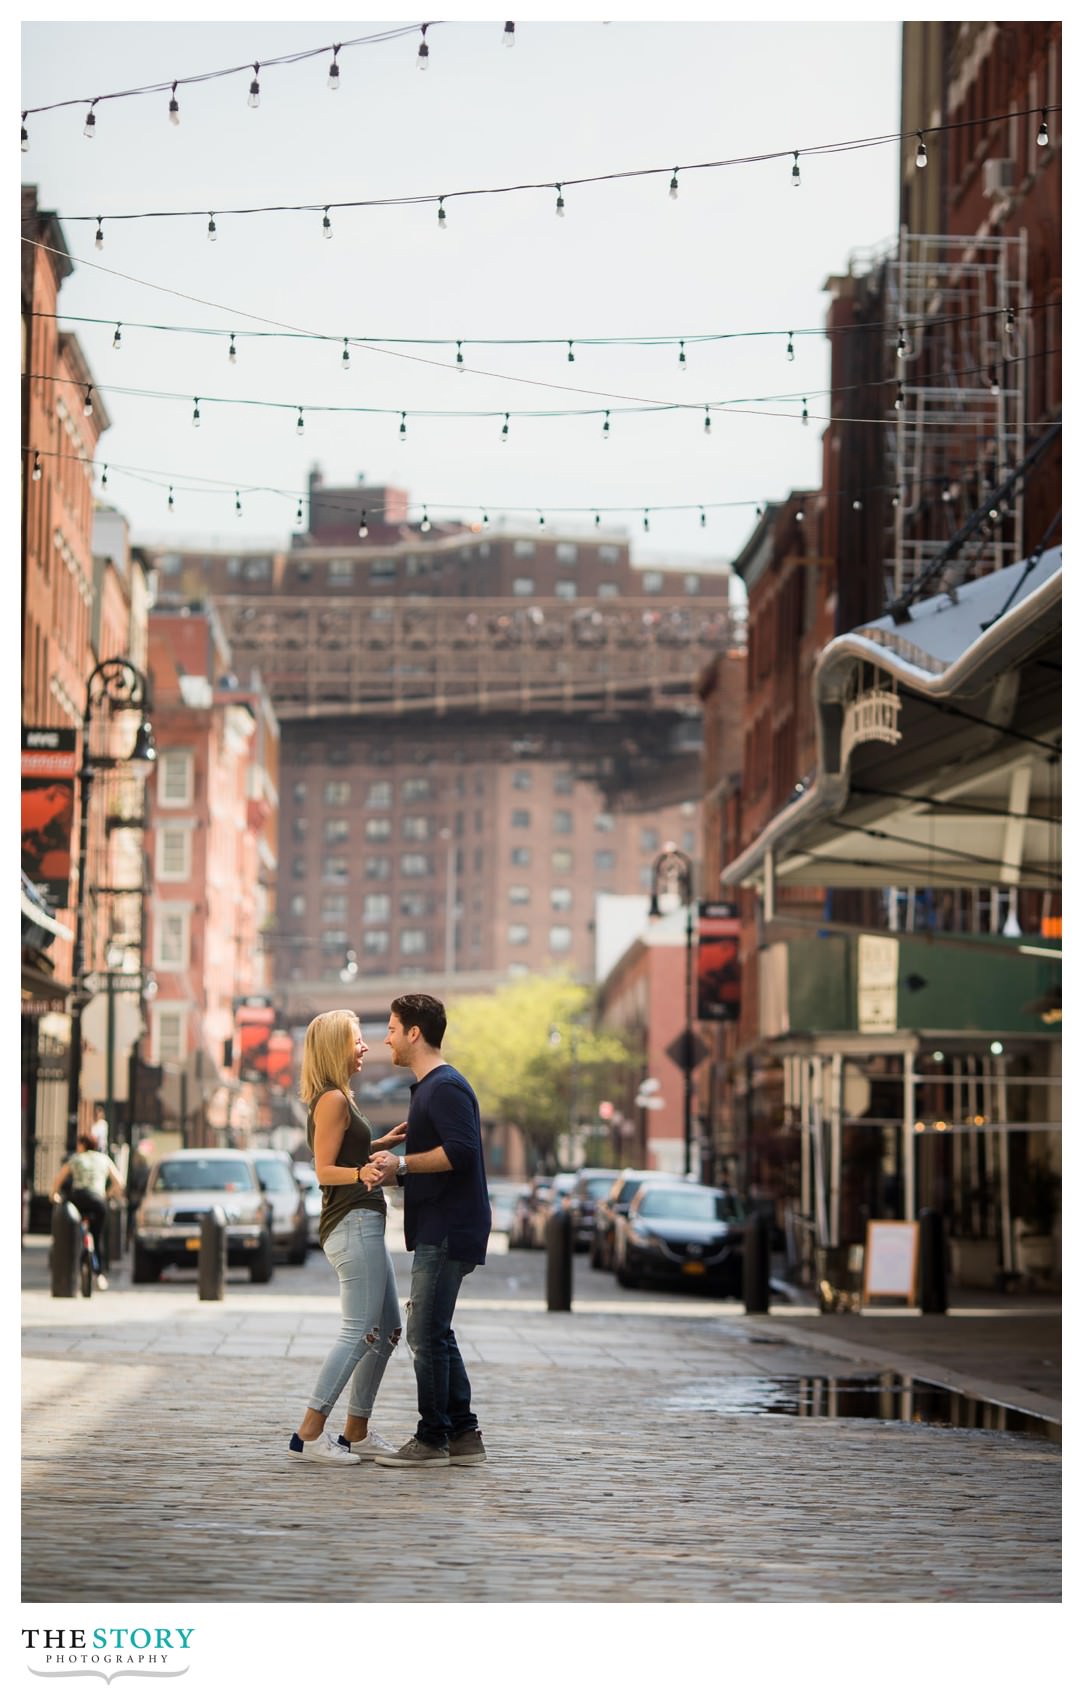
407, 1240, 478, 1449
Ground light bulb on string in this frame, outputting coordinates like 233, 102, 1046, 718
168, 82, 180, 125
295, 407, 305, 436
594, 513, 601, 528
503, 21, 515, 47
567, 341, 575, 363
207, 214, 217, 242
555, 184, 565, 217
642, 510, 650, 533
678, 340, 687, 372
328, 47, 341, 91
669, 168, 679, 200
94, 219, 104, 251
703, 407, 712, 435
897, 325, 909, 359
538, 513, 545, 530
296, 500, 304, 526
168, 486, 175, 512
192, 398, 201, 427
420, 507, 431, 533
100, 465, 108, 489
988, 366, 1000, 395
941, 481, 952, 504
795, 507, 805, 522
791, 151, 800, 188
501, 412, 510, 444
84, 103, 97, 139
894, 385, 904, 411
437, 196, 447, 231
456, 341, 464, 369
358, 510, 369, 538
786, 332, 795, 362
756, 505, 764, 519
248, 64, 260, 108
1037, 111, 1049, 147
852, 498, 863, 512
228, 335, 237, 365
399, 412, 407, 441
802, 398, 809, 425
699, 509, 707, 529
341, 339, 350, 370
417, 24, 429, 69
1005, 305, 1016, 337
892, 488, 901, 508
235, 491, 243, 517
915, 132, 928, 169
482, 513, 490, 530
83, 385, 94, 418
988, 504, 1000, 523
21, 112, 29, 152
322, 207, 333, 239
32, 451, 42, 482
112, 324, 122, 351
602, 410, 610, 440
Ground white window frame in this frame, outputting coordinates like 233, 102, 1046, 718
548, 925, 573, 953
152, 1003, 188, 1065
157, 749, 194, 808
156, 822, 193, 882
154, 905, 191, 970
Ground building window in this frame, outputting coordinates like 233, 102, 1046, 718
402, 815, 430, 840
550, 887, 573, 911
321, 894, 347, 919
370, 559, 396, 583
551, 848, 573, 873
325, 818, 349, 844
511, 847, 532, 867
365, 818, 392, 841
363, 893, 391, 921
243, 557, 271, 581
556, 542, 578, 565
293, 817, 309, 842
595, 812, 614, 832
512, 577, 535, 596
292, 857, 306, 880
553, 810, 573, 834
509, 885, 530, 906
400, 853, 433, 877
157, 749, 193, 808
598, 544, 621, 564
555, 580, 577, 600
513, 540, 536, 559
511, 808, 531, 829
321, 929, 348, 953
508, 962, 529, 978
594, 850, 616, 871
328, 559, 356, 584
157, 825, 191, 881
640, 827, 660, 853
292, 781, 307, 804
642, 571, 663, 594
364, 855, 391, 880
548, 926, 573, 954
363, 930, 389, 954
401, 777, 433, 801
401, 928, 428, 955
684, 574, 701, 595
512, 769, 532, 791
366, 780, 393, 807
507, 923, 530, 946
155, 907, 190, 969
554, 770, 574, 795
598, 582, 620, 598
399, 892, 431, 918
289, 894, 307, 916
323, 856, 349, 882
153, 1007, 186, 1064
324, 780, 351, 805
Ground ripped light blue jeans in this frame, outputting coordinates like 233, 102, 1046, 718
309, 1209, 402, 1420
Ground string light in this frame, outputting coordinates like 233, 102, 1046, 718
248, 64, 261, 108
228, 335, 237, 365
915, 131, 928, 169
795, 506, 805, 521
802, 398, 809, 425
235, 491, 243, 516
437, 196, 446, 231
456, 341, 464, 368
1005, 305, 1016, 336
555, 184, 565, 217
537, 513, 545, 529
852, 498, 862, 511
791, 151, 800, 188
341, 339, 350, 370
503, 21, 515, 48
112, 323, 122, 351
642, 510, 650, 533
21, 112, 29, 152
594, 513, 601, 528
167, 485, 175, 511
894, 384, 904, 411
100, 465, 108, 489
418, 24, 429, 69
295, 406, 304, 436
358, 510, 369, 537
602, 410, 610, 440
786, 332, 795, 362
482, 512, 490, 529
669, 167, 679, 200
399, 411, 407, 441
328, 47, 341, 91
678, 340, 687, 371
501, 412, 510, 443
420, 506, 431, 532
703, 406, 712, 434
82, 385, 94, 417
897, 325, 909, 358
988, 366, 1000, 395
94, 219, 104, 251
940, 481, 952, 504
83, 102, 97, 139
32, 451, 42, 481
207, 214, 217, 242
322, 207, 333, 239
567, 340, 575, 363
1036, 110, 1049, 147
192, 397, 201, 427
168, 82, 180, 126
296, 499, 304, 525
892, 488, 901, 508
699, 508, 706, 528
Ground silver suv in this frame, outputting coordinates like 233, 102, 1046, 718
132, 1149, 274, 1284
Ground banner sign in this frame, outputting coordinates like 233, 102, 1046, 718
697, 901, 741, 1022
235, 999, 277, 1084
21, 727, 77, 910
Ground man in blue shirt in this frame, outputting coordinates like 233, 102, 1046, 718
363, 993, 491, 1467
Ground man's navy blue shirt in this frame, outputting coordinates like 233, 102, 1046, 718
403, 1063, 491, 1264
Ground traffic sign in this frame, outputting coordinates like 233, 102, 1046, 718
664, 1029, 709, 1071
82, 970, 144, 994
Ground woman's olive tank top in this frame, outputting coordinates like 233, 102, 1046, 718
306, 1087, 386, 1247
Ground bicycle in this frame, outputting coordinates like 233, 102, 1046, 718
52, 1194, 102, 1297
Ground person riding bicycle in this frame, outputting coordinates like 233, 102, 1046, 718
52, 1132, 125, 1291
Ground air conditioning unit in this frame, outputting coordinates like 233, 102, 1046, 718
983, 158, 1015, 198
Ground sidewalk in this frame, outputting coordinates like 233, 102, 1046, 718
21, 1234, 1060, 1604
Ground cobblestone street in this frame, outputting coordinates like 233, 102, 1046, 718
21, 1217, 1060, 1604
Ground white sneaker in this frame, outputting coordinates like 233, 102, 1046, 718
336, 1429, 399, 1461
96, 1273, 109, 1291
288, 1430, 359, 1464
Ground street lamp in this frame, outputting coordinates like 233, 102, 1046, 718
66, 658, 156, 1152
648, 842, 696, 1178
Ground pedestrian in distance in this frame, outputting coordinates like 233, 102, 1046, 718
362, 993, 492, 1468
287, 1010, 406, 1466
51, 1131, 125, 1290
90, 1103, 109, 1153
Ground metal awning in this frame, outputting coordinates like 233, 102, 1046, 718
21, 884, 74, 941
723, 549, 1061, 890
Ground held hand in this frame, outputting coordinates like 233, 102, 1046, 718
359, 1163, 383, 1189
363, 1151, 398, 1187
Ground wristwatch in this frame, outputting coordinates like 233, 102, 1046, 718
397, 1156, 408, 1183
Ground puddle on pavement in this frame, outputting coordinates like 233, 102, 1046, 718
665, 1374, 1060, 1443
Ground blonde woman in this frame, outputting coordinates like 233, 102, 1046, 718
288, 1010, 405, 1464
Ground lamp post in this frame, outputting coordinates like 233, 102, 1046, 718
648, 842, 696, 1179
66, 659, 156, 1153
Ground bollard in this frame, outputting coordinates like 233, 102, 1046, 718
50, 1199, 82, 1299
106, 1200, 123, 1268
742, 1210, 771, 1314
545, 1203, 573, 1312
919, 1207, 948, 1314
198, 1205, 227, 1302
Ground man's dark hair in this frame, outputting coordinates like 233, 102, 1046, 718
391, 993, 447, 1049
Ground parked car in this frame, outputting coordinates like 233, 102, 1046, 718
247, 1149, 309, 1264
508, 1178, 546, 1249
292, 1161, 323, 1248
567, 1168, 620, 1252
131, 1149, 274, 1284
487, 1180, 527, 1236
532, 1172, 578, 1247
614, 1183, 746, 1294
591, 1169, 692, 1270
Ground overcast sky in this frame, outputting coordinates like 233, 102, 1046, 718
21, 15, 902, 570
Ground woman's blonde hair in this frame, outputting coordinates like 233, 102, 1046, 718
299, 1009, 360, 1106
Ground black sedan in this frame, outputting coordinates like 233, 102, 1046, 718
614, 1184, 745, 1294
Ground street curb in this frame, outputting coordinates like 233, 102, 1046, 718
727, 1314, 1062, 1424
